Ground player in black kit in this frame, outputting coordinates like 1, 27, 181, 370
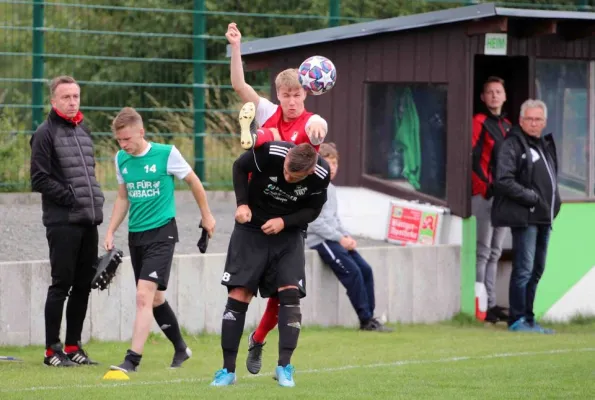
210, 141, 330, 388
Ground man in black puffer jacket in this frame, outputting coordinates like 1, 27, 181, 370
30, 75, 104, 367
491, 99, 560, 334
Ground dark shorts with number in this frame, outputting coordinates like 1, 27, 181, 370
222, 224, 306, 298
128, 218, 178, 291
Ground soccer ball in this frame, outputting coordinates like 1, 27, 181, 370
298, 55, 337, 96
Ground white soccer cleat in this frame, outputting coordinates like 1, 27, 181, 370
239, 102, 256, 150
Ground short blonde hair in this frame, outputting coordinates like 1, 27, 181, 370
111, 107, 143, 133
319, 142, 339, 161
275, 68, 302, 91
49, 75, 78, 97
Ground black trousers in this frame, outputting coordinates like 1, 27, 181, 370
45, 224, 98, 348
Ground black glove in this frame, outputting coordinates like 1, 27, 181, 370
91, 247, 124, 290
197, 221, 209, 254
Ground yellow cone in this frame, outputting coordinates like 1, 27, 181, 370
102, 370, 130, 380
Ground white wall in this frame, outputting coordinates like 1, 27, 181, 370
0, 245, 461, 346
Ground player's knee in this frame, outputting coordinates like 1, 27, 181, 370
229, 287, 253, 303
136, 284, 156, 310
47, 283, 71, 301
152, 291, 166, 307
278, 288, 300, 307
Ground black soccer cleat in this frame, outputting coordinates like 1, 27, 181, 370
485, 306, 509, 324
360, 318, 393, 332
238, 102, 257, 150
67, 343, 99, 365
44, 343, 78, 367
91, 248, 124, 291
246, 331, 265, 374
170, 347, 192, 369
110, 359, 138, 373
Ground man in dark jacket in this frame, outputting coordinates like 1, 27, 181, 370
471, 76, 511, 323
30, 75, 105, 366
492, 99, 560, 334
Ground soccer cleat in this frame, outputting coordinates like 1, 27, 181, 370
110, 359, 138, 373
91, 247, 124, 291
275, 364, 296, 387
67, 344, 99, 365
43, 343, 78, 367
528, 321, 555, 334
210, 368, 237, 386
246, 331, 265, 374
508, 317, 538, 332
170, 347, 192, 368
360, 318, 393, 332
485, 306, 509, 323
238, 102, 257, 149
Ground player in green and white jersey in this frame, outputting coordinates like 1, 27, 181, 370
103, 107, 216, 373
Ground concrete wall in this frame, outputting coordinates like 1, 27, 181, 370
0, 245, 461, 346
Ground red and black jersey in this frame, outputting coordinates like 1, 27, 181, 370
472, 111, 511, 198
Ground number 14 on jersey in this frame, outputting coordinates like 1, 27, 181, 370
144, 164, 157, 173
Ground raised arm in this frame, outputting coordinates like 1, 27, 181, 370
226, 22, 260, 105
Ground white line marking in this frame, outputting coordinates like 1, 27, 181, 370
2, 347, 593, 393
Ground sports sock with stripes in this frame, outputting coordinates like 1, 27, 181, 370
221, 297, 249, 373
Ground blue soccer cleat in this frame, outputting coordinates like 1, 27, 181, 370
508, 317, 538, 332
210, 368, 237, 386
275, 364, 296, 387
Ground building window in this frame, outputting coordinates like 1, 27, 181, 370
363, 83, 447, 199
535, 59, 590, 199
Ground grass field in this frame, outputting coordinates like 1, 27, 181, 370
1, 317, 594, 399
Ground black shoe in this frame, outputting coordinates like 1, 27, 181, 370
110, 350, 141, 373
67, 342, 99, 365
43, 343, 78, 367
493, 305, 509, 320
110, 359, 138, 373
486, 306, 508, 323
360, 318, 393, 332
170, 347, 192, 368
246, 331, 265, 374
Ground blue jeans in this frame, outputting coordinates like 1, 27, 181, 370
311, 241, 375, 323
509, 225, 551, 326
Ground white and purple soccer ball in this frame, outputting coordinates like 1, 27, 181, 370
298, 55, 337, 96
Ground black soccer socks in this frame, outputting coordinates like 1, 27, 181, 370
125, 349, 142, 367
277, 289, 302, 367
221, 297, 249, 373
153, 301, 186, 352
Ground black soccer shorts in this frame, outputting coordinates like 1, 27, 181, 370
129, 241, 175, 291
221, 224, 306, 298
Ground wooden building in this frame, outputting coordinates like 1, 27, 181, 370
232, 2, 595, 217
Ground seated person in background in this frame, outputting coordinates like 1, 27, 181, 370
306, 143, 391, 332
